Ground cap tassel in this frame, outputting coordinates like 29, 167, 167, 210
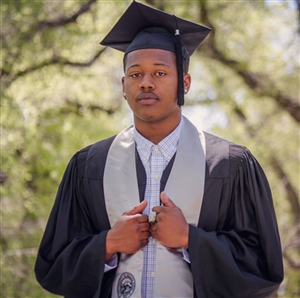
174, 20, 184, 106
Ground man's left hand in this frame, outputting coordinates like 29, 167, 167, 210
150, 191, 189, 248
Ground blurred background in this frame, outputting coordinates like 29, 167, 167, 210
1, 0, 299, 297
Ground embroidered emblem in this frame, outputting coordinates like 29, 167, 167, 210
117, 272, 136, 298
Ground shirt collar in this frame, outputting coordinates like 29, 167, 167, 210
134, 118, 182, 163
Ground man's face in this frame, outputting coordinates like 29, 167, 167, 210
122, 49, 189, 128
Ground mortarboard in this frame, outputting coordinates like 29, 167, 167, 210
100, 1, 211, 106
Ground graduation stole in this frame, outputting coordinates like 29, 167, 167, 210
104, 116, 206, 298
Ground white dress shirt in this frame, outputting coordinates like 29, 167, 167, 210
105, 119, 190, 297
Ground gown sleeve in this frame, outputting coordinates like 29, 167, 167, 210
34, 146, 112, 298
188, 143, 284, 298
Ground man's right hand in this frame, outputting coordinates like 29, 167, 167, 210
105, 200, 150, 263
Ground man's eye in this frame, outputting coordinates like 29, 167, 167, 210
156, 72, 166, 77
130, 73, 141, 78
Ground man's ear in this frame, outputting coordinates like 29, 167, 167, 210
121, 77, 126, 99
183, 74, 191, 94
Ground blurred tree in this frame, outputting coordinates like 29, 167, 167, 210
1, 0, 299, 297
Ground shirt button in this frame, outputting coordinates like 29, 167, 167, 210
154, 175, 159, 179
154, 146, 159, 152
151, 272, 155, 277
152, 239, 157, 244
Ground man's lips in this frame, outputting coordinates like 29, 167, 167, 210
137, 93, 159, 105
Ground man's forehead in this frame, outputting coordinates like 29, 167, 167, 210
125, 49, 176, 69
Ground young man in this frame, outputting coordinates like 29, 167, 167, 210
35, 2, 283, 297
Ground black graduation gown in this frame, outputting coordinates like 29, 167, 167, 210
34, 132, 283, 298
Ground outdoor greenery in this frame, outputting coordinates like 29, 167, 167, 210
1, 0, 299, 297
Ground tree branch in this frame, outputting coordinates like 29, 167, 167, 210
145, 0, 165, 10
1, 0, 99, 88
1, 48, 106, 85
198, 0, 300, 123
15, 0, 98, 50
270, 157, 300, 225
0, 171, 8, 184
233, 101, 300, 273
61, 99, 118, 116
33, 0, 97, 36
232, 104, 300, 226
296, 0, 300, 33
282, 223, 300, 269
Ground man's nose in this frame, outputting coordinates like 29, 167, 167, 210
139, 75, 155, 90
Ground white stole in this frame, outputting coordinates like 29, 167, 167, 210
104, 116, 206, 297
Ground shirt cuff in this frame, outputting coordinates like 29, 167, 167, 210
182, 247, 190, 263
104, 253, 118, 272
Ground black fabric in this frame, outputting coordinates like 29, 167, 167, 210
190, 133, 283, 297
135, 148, 147, 202
159, 153, 176, 194
35, 132, 283, 298
135, 148, 176, 203
100, 1, 211, 56
125, 27, 177, 55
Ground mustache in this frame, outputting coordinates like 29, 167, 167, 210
137, 92, 159, 100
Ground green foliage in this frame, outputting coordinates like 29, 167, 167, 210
1, 0, 299, 297
1, 103, 120, 297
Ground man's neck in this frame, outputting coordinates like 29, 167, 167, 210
134, 116, 182, 145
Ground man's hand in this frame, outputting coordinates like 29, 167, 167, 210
150, 192, 189, 249
105, 200, 150, 263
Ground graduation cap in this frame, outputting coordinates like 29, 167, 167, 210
100, 1, 211, 106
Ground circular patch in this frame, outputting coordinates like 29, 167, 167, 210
117, 272, 136, 298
